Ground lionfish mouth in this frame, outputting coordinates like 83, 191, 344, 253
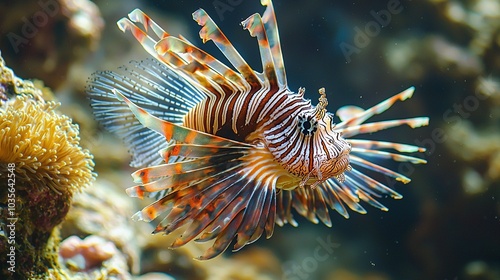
337, 154, 351, 172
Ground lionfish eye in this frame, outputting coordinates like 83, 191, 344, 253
297, 114, 318, 136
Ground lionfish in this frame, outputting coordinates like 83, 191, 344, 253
88, 0, 429, 260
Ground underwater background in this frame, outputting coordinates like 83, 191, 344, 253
1, 0, 499, 279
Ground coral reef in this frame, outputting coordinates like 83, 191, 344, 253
0, 52, 95, 279
139, 232, 282, 280
0, 51, 44, 104
59, 179, 141, 275
59, 235, 131, 279
59, 179, 283, 280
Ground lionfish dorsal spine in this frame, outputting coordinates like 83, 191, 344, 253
192, 9, 261, 88
242, 13, 279, 89
261, 0, 287, 88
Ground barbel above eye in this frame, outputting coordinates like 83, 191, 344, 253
326, 112, 337, 129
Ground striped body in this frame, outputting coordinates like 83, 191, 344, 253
184, 85, 350, 188
88, 0, 429, 260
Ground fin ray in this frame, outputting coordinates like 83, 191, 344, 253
351, 147, 427, 164
348, 139, 426, 153
241, 13, 278, 88
112, 88, 249, 146
88, 59, 205, 167
192, 9, 261, 88
350, 154, 412, 184
336, 87, 417, 129
261, 0, 287, 87
339, 117, 430, 138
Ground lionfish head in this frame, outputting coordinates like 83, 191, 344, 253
298, 88, 352, 184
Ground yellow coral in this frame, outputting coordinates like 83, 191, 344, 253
0, 95, 95, 194
0, 50, 96, 279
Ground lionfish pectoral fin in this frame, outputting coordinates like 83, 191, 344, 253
277, 178, 368, 227
350, 154, 411, 183
351, 147, 427, 164
276, 190, 301, 227
336, 105, 365, 122
319, 92, 429, 218
134, 145, 278, 260
109, 88, 279, 260
339, 117, 429, 138
159, 144, 248, 162
345, 134, 428, 200
106, 87, 281, 254
310, 162, 411, 218
336, 86, 417, 130
232, 179, 275, 251
348, 139, 426, 153
277, 138, 430, 226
